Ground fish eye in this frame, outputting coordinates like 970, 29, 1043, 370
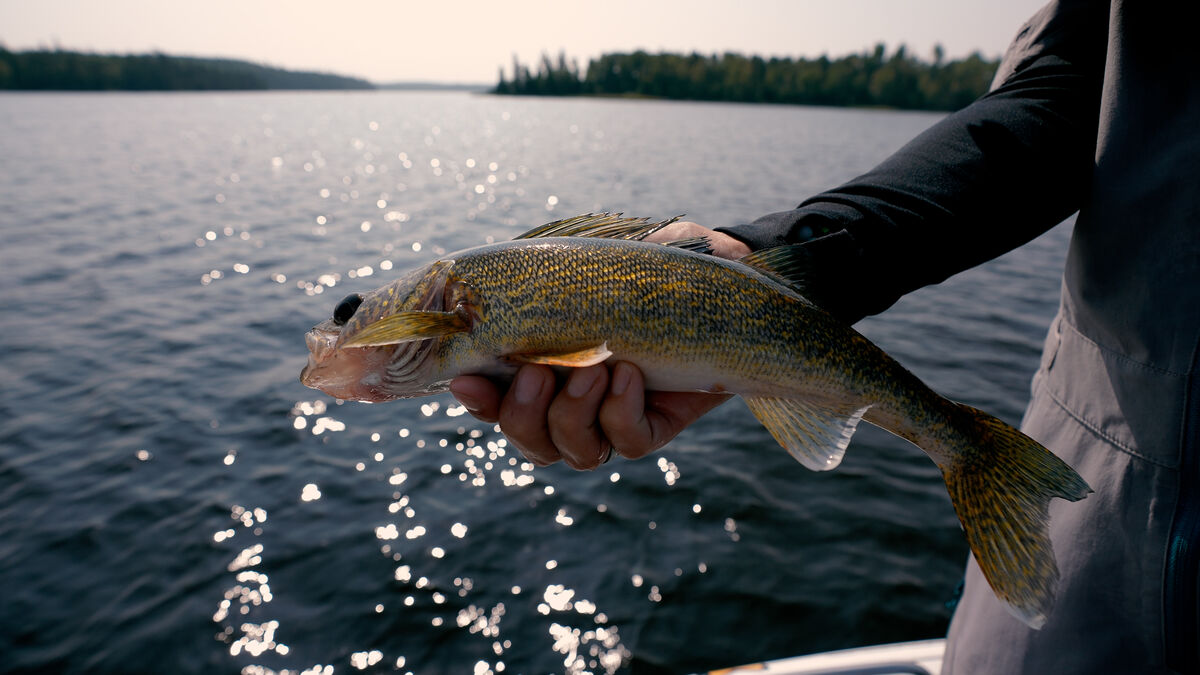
332, 293, 364, 326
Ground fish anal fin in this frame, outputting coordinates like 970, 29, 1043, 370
514, 213, 681, 241
743, 396, 870, 471
342, 309, 468, 347
508, 342, 613, 367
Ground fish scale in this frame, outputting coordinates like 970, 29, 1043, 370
441, 240, 817, 383
301, 213, 1091, 629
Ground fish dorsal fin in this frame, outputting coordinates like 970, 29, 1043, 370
507, 342, 613, 367
738, 245, 813, 293
661, 236, 713, 255
743, 396, 871, 471
514, 213, 682, 241
341, 310, 469, 347
738, 244, 844, 312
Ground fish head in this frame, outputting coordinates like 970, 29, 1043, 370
300, 260, 461, 402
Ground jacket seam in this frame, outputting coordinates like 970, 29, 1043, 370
1039, 381, 1179, 470
1061, 317, 1188, 379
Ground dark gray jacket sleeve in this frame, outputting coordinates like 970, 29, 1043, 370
720, 0, 1109, 324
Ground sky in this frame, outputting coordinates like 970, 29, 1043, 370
1, 0, 1051, 84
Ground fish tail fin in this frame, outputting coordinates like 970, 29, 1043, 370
937, 403, 1091, 628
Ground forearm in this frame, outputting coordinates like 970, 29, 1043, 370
722, 0, 1109, 323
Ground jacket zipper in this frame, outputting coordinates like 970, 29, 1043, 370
1164, 335, 1200, 672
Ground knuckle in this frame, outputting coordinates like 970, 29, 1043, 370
524, 453, 557, 467
513, 439, 559, 466
561, 454, 595, 471
499, 399, 540, 435
598, 412, 646, 453
548, 424, 607, 472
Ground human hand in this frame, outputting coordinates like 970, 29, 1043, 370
644, 220, 751, 259
450, 362, 730, 470
449, 221, 748, 470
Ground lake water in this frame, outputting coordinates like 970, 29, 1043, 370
0, 91, 1070, 674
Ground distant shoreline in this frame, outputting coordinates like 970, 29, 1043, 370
375, 82, 490, 92
1, 45, 998, 112
493, 47, 1000, 112
0, 49, 373, 91
0, 48, 499, 92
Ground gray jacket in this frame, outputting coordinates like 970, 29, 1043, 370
945, 1, 1199, 672
725, 0, 1200, 670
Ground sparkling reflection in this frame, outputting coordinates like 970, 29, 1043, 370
210, 125, 721, 671
266, 394, 645, 675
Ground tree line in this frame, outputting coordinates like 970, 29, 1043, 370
494, 45, 999, 111
0, 48, 374, 91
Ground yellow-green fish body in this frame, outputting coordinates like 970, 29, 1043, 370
301, 214, 1091, 628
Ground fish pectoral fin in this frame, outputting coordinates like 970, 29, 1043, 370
507, 342, 613, 367
743, 396, 871, 471
342, 310, 468, 347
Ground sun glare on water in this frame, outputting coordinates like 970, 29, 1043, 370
206, 394, 696, 674
185, 109, 734, 675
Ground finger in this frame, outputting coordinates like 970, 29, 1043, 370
704, 232, 751, 260
497, 365, 560, 466
600, 361, 730, 459
643, 221, 750, 260
547, 365, 612, 471
449, 375, 503, 423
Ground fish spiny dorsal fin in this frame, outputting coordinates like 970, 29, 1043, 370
743, 396, 871, 471
514, 213, 682, 241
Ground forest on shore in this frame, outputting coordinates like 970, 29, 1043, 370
1, 44, 1001, 108
0, 48, 374, 90
495, 45, 999, 111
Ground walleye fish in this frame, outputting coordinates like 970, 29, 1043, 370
301, 213, 1090, 628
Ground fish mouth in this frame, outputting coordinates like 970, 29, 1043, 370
300, 326, 343, 389
300, 325, 396, 402
304, 328, 337, 365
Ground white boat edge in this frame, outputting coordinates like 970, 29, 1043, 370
699, 638, 945, 675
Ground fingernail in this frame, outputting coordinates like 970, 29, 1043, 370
452, 389, 482, 413
566, 367, 600, 398
513, 367, 543, 404
611, 363, 631, 397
